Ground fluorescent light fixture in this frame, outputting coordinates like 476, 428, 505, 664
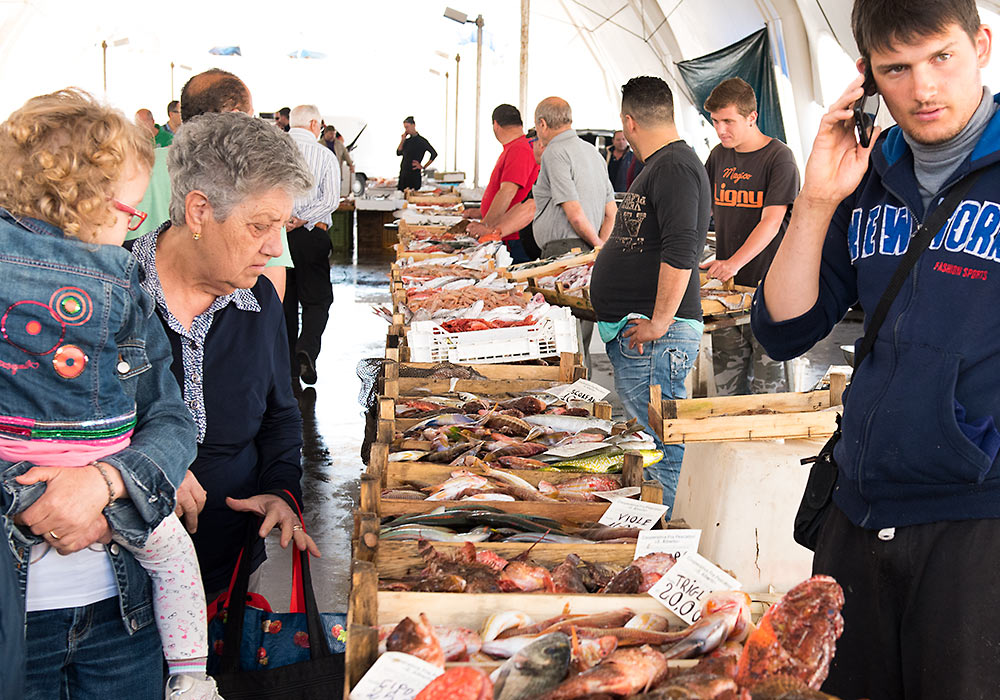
113, 37, 130, 47
444, 7, 468, 23
429, 68, 441, 75
435, 50, 450, 59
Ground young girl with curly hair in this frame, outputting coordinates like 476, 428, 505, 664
0, 88, 221, 700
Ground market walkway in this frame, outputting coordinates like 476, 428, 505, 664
253, 258, 862, 614
255, 260, 390, 612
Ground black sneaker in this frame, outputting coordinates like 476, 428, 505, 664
297, 351, 317, 385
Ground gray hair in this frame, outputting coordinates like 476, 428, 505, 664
289, 104, 322, 128
534, 97, 572, 129
168, 112, 313, 225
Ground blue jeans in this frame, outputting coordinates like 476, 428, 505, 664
25, 595, 163, 700
605, 320, 700, 511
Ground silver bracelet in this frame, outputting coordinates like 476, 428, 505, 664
89, 461, 117, 509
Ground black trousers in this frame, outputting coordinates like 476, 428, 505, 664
283, 225, 333, 372
814, 505, 1000, 700
397, 169, 421, 191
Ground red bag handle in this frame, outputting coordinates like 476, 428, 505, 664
285, 489, 308, 614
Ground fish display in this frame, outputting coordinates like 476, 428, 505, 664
379, 542, 641, 594
369, 575, 853, 700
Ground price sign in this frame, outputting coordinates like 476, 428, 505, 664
647, 552, 741, 625
545, 378, 611, 403
598, 498, 668, 530
633, 529, 702, 560
594, 486, 642, 501
350, 652, 443, 700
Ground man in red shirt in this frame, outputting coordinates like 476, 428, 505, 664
465, 104, 540, 262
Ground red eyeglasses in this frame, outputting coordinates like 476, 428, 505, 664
112, 199, 148, 231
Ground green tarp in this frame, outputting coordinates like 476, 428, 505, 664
677, 28, 786, 142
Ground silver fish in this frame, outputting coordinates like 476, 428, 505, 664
523, 414, 616, 433
502, 533, 596, 544
492, 632, 572, 700
379, 524, 492, 542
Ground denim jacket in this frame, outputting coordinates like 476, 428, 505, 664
0, 208, 197, 634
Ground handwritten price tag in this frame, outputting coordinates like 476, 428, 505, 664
350, 652, 443, 700
633, 529, 702, 560
598, 498, 668, 530
545, 378, 611, 403
647, 552, 741, 625
594, 486, 642, 501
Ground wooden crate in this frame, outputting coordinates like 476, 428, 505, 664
647, 374, 847, 444
406, 191, 463, 205
363, 450, 662, 519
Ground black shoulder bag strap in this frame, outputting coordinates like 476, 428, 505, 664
854, 169, 984, 368
794, 168, 984, 551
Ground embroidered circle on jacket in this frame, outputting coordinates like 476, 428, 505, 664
52, 344, 88, 379
1, 300, 65, 355
50, 287, 93, 326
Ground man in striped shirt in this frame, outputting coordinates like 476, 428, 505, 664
284, 104, 341, 385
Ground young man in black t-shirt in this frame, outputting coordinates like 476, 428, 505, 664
590, 76, 711, 510
396, 116, 437, 191
702, 78, 799, 395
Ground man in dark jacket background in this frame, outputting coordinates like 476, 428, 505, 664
753, 0, 1000, 697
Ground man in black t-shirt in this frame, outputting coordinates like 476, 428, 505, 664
590, 76, 711, 510
701, 78, 800, 395
396, 116, 437, 191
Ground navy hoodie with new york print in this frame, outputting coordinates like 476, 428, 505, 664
752, 93, 1000, 531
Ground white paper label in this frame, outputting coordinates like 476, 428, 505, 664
448, 377, 459, 392
598, 498, 668, 530
594, 486, 642, 501
545, 378, 611, 403
633, 529, 702, 559
647, 552, 741, 625
349, 652, 443, 700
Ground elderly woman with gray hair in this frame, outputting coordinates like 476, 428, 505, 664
130, 111, 321, 601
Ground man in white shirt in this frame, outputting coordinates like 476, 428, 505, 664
284, 104, 341, 385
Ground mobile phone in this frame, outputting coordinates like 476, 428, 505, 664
854, 64, 878, 148
854, 100, 875, 148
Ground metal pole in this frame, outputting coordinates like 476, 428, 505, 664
102, 40, 108, 94
519, 0, 529, 118
170, 61, 175, 100
444, 71, 449, 173
454, 53, 460, 172
474, 15, 483, 188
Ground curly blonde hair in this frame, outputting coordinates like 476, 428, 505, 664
0, 88, 154, 240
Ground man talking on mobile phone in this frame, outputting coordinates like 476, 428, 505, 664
752, 0, 1000, 697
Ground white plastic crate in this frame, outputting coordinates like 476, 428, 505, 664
407, 307, 578, 364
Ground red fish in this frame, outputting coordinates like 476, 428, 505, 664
414, 667, 493, 700
385, 613, 445, 668
537, 645, 668, 699
736, 575, 844, 690
497, 561, 555, 593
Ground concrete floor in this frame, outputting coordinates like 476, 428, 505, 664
255, 258, 863, 613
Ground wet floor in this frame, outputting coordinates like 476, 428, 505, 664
256, 256, 862, 612
256, 259, 391, 612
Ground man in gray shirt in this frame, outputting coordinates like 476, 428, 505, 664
533, 97, 617, 258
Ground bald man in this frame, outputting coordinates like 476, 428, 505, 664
134, 109, 158, 140
128, 69, 293, 300
532, 97, 616, 257
532, 96, 616, 368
